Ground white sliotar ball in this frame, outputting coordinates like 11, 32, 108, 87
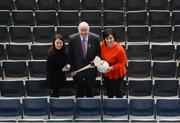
66, 64, 70, 69
97, 60, 109, 73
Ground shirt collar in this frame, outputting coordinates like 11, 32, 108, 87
80, 35, 88, 42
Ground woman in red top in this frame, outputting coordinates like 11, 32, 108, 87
101, 28, 127, 98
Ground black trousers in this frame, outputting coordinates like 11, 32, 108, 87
74, 77, 95, 98
103, 77, 124, 98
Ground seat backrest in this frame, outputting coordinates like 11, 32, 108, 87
6, 44, 30, 60
129, 99, 155, 116
76, 98, 101, 116
22, 98, 49, 116
0, 98, 22, 117
128, 80, 153, 96
0, 80, 25, 97
156, 99, 180, 116
49, 98, 75, 116
103, 99, 128, 116
25, 79, 50, 97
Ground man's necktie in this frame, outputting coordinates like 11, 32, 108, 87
82, 38, 87, 59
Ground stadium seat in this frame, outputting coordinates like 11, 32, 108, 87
103, 119, 129, 123
126, 0, 146, 11
25, 79, 50, 97
49, 98, 75, 119
147, 0, 169, 10
59, 0, 80, 10
153, 79, 179, 98
103, 0, 124, 10
0, 98, 22, 119
58, 10, 79, 26
131, 120, 157, 123
81, 0, 101, 10
149, 25, 172, 44
0, 80, 25, 97
28, 60, 47, 78
126, 10, 147, 25
0, 44, 6, 60
152, 61, 177, 78
128, 79, 153, 97
103, 99, 128, 120
178, 63, 180, 78
103, 10, 124, 26
6, 44, 30, 60
0, 120, 16, 123
76, 98, 102, 120
74, 119, 101, 122
3, 61, 28, 79
173, 26, 180, 44
129, 99, 155, 120
127, 44, 150, 60
0, 26, 10, 43
0, 65, 3, 80
170, 0, 180, 11
176, 49, 180, 62
33, 26, 55, 43
9, 26, 33, 43
18, 119, 45, 123
126, 25, 149, 44
148, 10, 170, 25
159, 120, 180, 123
156, 99, 180, 119
35, 10, 57, 26
172, 11, 180, 26
22, 98, 49, 119
12, 10, 34, 26
47, 119, 73, 123
15, 0, 36, 10
81, 10, 102, 26
151, 44, 175, 61
0, 10, 11, 26
0, 0, 14, 10
30, 44, 50, 60
37, 0, 58, 10
90, 26, 102, 40
127, 61, 151, 79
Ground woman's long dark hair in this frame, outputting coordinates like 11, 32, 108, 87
48, 34, 65, 55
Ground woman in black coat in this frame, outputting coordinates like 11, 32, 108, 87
46, 34, 70, 97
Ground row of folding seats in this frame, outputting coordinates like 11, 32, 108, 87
0, 60, 180, 80
0, 44, 50, 60
2, 10, 180, 26
128, 61, 180, 79
127, 44, 180, 61
1, 44, 180, 61
2, 25, 180, 44
1, 119, 180, 123
1, 98, 180, 121
128, 79, 180, 98
0, 60, 46, 79
1, 0, 180, 11
0, 78, 180, 99
0, 79, 76, 97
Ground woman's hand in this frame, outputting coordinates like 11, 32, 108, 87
103, 66, 113, 73
62, 64, 71, 72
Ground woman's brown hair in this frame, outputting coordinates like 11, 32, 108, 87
48, 34, 65, 55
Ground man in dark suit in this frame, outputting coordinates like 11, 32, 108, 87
68, 21, 100, 97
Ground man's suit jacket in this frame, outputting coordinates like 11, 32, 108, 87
68, 32, 100, 78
